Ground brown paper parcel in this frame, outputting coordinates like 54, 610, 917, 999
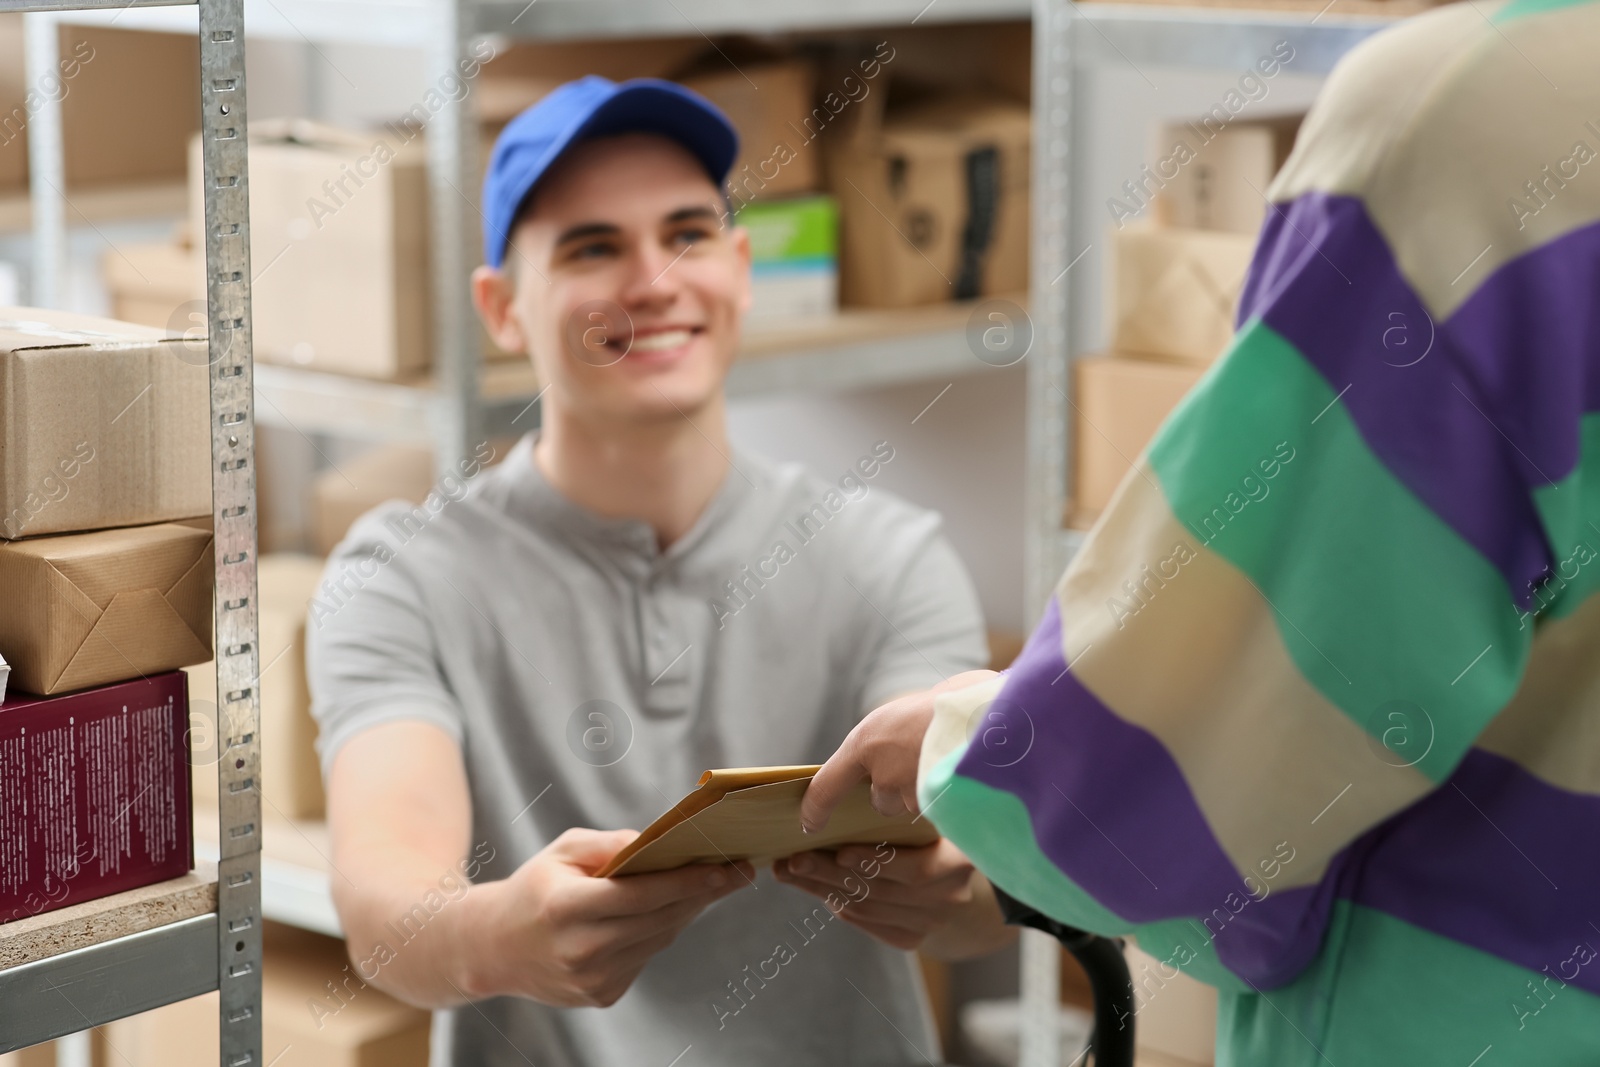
0, 307, 210, 539
598, 765, 940, 877
0, 522, 213, 695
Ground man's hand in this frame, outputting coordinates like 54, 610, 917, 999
800, 670, 999, 835
466, 828, 754, 1008
773, 840, 1017, 959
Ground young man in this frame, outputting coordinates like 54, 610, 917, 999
306, 75, 1015, 1067
805, 2, 1600, 1064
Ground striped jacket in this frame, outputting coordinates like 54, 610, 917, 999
918, 1, 1600, 1062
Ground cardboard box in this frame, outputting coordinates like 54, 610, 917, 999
101, 923, 431, 1067
827, 93, 1030, 308
0, 522, 212, 696
100, 237, 203, 333
1152, 115, 1303, 235
1126, 942, 1218, 1065
186, 553, 326, 820
0, 20, 200, 194
736, 194, 838, 327
680, 57, 821, 203
0, 1043, 52, 1067
1110, 226, 1255, 365
1072, 354, 1205, 520
310, 443, 437, 558
309, 437, 518, 557
0, 672, 193, 926
475, 36, 705, 126
0, 307, 211, 539
189, 119, 430, 380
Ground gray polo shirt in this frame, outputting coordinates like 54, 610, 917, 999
305, 432, 987, 1067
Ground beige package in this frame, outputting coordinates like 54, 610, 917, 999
0, 522, 212, 696
189, 119, 430, 380
186, 553, 327, 820
828, 93, 1031, 308
1110, 226, 1255, 365
679, 57, 821, 202
1072, 354, 1206, 523
1151, 114, 1303, 235
0, 307, 210, 540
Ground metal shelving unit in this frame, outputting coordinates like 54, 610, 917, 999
9, 1, 1424, 1064
1, 0, 263, 1061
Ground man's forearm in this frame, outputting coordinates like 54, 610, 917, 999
332, 851, 505, 1009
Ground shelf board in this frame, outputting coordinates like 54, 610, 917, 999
44, 0, 1028, 45
193, 806, 341, 938
256, 296, 1019, 444
0, 180, 187, 235
0, 863, 216, 970
0, 871, 219, 1052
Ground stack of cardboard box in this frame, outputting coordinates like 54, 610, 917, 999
1070, 115, 1302, 527
0, 308, 213, 927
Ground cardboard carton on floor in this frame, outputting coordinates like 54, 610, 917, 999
186, 553, 327, 820
1109, 226, 1255, 365
1072, 354, 1206, 522
827, 92, 1030, 308
188, 119, 430, 380
0, 522, 212, 696
0, 673, 193, 926
100, 923, 430, 1067
0, 308, 210, 540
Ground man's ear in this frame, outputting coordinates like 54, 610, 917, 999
471, 264, 527, 354
730, 224, 754, 315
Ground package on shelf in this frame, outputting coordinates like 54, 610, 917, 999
1071, 354, 1206, 523
101, 923, 431, 1067
474, 35, 706, 127
310, 437, 519, 557
0, 1043, 51, 1067
0, 672, 193, 927
0, 308, 210, 540
1109, 224, 1255, 365
0, 522, 212, 696
676, 53, 822, 203
736, 193, 838, 328
1150, 114, 1304, 235
0, 20, 199, 195
100, 234, 203, 332
185, 553, 327, 821
188, 118, 430, 380
827, 92, 1030, 308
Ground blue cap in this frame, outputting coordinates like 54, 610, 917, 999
480, 74, 740, 269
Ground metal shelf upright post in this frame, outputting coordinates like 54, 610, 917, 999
5, 0, 264, 1063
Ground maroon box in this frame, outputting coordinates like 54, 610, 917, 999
0, 671, 194, 925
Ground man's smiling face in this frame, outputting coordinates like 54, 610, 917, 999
479, 131, 752, 427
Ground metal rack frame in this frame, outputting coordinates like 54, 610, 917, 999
7, 1, 1417, 1064
2, 0, 263, 1062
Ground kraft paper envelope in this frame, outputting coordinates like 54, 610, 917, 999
598, 765, 941, 878
0, 522, 213, 695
